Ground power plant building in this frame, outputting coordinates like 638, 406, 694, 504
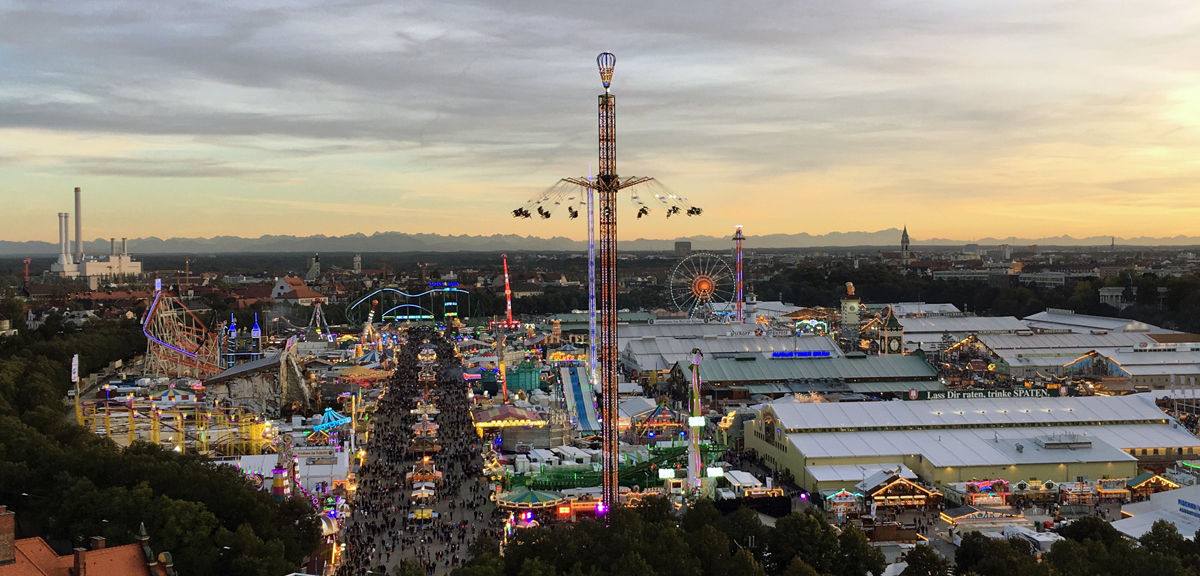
47, 187, 142, 287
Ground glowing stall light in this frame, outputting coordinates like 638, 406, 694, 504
658, 468, 676, 480
772, 350, 832, 358
706, 467, 724, 478
687, 416, 706, 427
595, 502, 608, 515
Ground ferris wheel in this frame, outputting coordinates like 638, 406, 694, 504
669, 252, 735, 319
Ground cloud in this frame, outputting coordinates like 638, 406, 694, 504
2, 0, 1200, 241
58, 156, 288, 179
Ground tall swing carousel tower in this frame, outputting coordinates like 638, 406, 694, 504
594, 52, 623, 512
518, 53, 703, 512
561, 53, 654, 512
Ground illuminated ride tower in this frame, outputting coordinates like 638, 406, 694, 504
594, 52, 623, 512
686, 348, 704, 492
518, 53, 703, 512
564, 53, 654, 513
733, 226, 745, 323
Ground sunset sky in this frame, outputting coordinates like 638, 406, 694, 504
2, 1, 1199, 243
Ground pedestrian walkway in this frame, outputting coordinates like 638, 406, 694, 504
336, 327, 503, 576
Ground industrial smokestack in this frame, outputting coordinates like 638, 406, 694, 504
121, 237, 127, 255
110, 238, 116, 256
73, 187, 83, 264
57, 213, 70, 265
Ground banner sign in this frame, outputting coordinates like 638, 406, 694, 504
908, 386, 1075, 401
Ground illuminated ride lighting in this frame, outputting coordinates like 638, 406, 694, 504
142, 291, 200, 358
350, 287, 472, 309
313, 416, 352, 433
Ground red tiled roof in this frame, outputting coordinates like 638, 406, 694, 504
8, 537, 62, 575
3, 539, 165, 576
281, 286, 322, 300
234, 285, 275, 299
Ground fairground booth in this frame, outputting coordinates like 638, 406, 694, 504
1127, 472, 1180, 500
1096, 478, 1132, 503
1059, 481, 1097, 506
472, 406, 547, 434
821, 489, 865, 520
856, 468, 942, 512
496, 486, 570, 529
944, 479, 1010, 507
941, 505, 1028, 534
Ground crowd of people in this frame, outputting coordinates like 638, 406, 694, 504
337, 327, 503, 576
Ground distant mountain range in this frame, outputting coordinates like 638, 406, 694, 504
2, 229, 1198, 255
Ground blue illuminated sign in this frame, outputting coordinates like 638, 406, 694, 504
771, 351, 832, 358
428, 282, 460, 288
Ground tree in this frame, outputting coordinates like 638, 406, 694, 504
518, 557, 558, 576
1045, 538, 1110, 576
634, 495, 674, 524
689, 524, 733, 576
900, 544, 950, 576
834, 526, 885, 576
768, 509, 837, 574
1058, 515, 1123, 549
681, 498, 721, 533
1139, 519, 1187, 558
727, 549, 766, 576
955, 533, 1048, 576
609, 552, 657, 576
717, 506, 767, 564
780, 557, 819, 576
1, 298, 24, 331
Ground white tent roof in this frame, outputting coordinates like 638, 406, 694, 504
897, 315, 1027, 334
1111, 485, 1200, 540
621, 334, 841, 371
764, 394, 1170, 432
808, 463, 917, 484
786, 425, 1180, 468
1023, 309, 1174, 334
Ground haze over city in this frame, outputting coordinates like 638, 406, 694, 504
3, 1, 1200, 243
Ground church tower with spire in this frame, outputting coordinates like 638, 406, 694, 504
900, 226, 911, 266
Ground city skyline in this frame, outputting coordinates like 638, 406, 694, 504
2, 1, 1200, 243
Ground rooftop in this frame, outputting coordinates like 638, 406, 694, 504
763, 393, 1170, 432
1023, 308, 1174, 334
786, 425, 1168, 468
694, 355, 937, 384
897, 315, 1028, 334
